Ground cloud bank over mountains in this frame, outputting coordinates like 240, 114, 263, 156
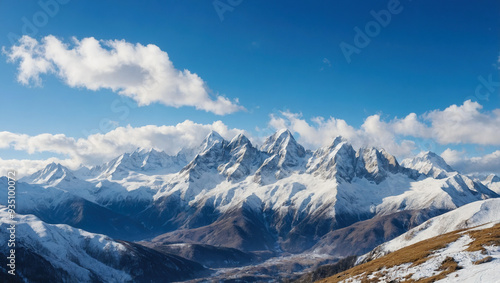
0, 120, 246, 173
270, 100, 500, 151
3, 35, 243, 115
1, 100, 499, 177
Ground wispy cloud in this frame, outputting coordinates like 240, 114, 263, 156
3, 35, 244, 115
322, 58, 331, 67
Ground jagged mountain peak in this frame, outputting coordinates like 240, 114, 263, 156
198, 131, 227, 154
357, 147, 398, 166
252, 130, 307, 183
484, 174, 500, 184
355, 147, 400, 183
88, 147, 188, 180
115, 147, 171, 165
330, 135, 349, 149
219, 135, 262, 182
206, 130, 225, 142
184, 132, 261, 183
416, 151, 454, 171
260, 129, 304, 156
39, 162, 69, 174
180, 132, 231, 183
275, 128, 293, 137
401, 151, 454, 179
228, 133, 252, 150
306, 137, 356, 181
45, 161, 62, 170
23, 162, 73, 184
133, 147, 163, 155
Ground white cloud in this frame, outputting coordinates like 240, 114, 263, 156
392, 113, 431, 137
268, 100, 500, 159
0, 157, 72, 178
269, 111, 416, 157
4, 35, 243, 115
440, 148, 466, 165
389, 100, 500, 145
442, 149, 500, 175
0, 120, 247, 170
424, 100, 500, 145
2, 100, 500, 176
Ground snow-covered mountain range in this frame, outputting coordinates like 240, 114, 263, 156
4, 129, 500, 282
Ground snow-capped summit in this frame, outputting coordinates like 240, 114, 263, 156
198, 130, 226, 154
401, 151, 455, 179
180, 131, 230, 182
330, 135, 348, 148
221, 134, 263, 181
484, 173, 500, 184
182, 132, 263, 184
482, 173, 500, 194
263, 129, 306, 163
93, 147, 187, 179
22, 162, 78, 186
259, 129, 305, 162
228, 133, 252, 150
254, 129, 307, 182
305, 136, 403, 183
355, 147, 400, 183
306, 137, 356, 181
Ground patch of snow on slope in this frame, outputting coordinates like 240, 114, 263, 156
343, 234, 499, 283
366, 198, 500, 260
436, 245, 500, 283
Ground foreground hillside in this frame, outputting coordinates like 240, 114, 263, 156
320, 223, 500, 283
318, 198, 500, 283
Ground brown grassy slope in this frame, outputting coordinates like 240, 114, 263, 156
318, 223, 500, 283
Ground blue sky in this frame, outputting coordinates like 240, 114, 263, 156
0, 0, 499, 175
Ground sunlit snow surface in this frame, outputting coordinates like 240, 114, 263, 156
347, 198, 500, 283
342, 234, 500, 283
0, 206, 130, 282
363, 198, 500, 259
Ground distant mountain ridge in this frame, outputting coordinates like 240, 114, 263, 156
15, 131, 498, 246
